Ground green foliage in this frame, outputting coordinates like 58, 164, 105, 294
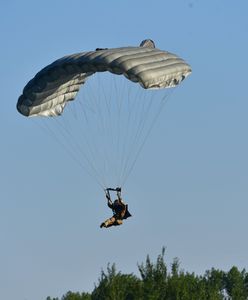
46, 248, 248, 300
62, 291, 91, 300
137, 247, 167, 299
91, 263, 142, 300
225, 266, 248, 300
203, 268, 226, 300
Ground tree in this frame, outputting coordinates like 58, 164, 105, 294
203, 268, 226, 300
225, 266, 248, 300
45, 248, 248, 300
91, 263, 142, 300
137, 247, 167, 299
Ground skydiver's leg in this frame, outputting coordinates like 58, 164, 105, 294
114, 219, 123, 226
100, 216, 116, 228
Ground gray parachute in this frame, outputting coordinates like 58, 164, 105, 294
17, 39, 191, 117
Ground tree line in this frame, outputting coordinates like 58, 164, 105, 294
46, 247, 248, 300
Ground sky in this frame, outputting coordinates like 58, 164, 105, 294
1, 0, 248, 299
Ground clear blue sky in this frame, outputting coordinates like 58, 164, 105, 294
1, 1, 248, 299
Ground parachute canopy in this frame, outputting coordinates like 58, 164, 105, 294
17, 39, 191, 117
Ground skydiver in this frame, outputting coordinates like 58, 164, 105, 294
100, 187, 132, 228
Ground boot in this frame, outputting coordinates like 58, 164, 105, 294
100, 222, 106, 228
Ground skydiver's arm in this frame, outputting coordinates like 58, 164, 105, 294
116, 187, 122, 202
107, 200, 113, 209
105, 189, 111, 200
117, 193, 126, 207
117, 194, 125, 207
105, 190, 113, 208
